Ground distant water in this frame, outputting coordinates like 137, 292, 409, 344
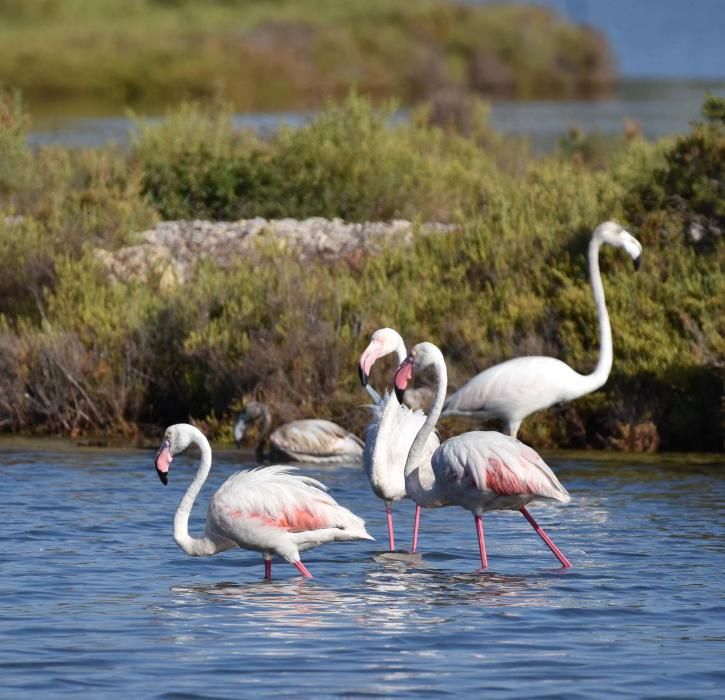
1, 444, 723, 698
27, 80, 725, 150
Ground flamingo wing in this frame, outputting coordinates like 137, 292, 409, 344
442, 356, 583, 418
211, 465, 370, 535
271, 419, 363, 462
433, 431, 570, 503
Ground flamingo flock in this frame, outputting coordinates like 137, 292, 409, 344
152, 221, 641, 580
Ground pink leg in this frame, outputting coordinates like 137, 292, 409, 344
264, 558, 272, 580
412, 504, 421, 553
520, 506, 571, 568
293, 560, 314, 578
386, 503, 395, 551
474, 515, 488, 569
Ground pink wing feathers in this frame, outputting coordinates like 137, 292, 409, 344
432, 431, 570, 503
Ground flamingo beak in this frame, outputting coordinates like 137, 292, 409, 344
633, 253, 642, 271
233, 417, 246, 448
393, 356, 415, 404
358, 363, 368, 387
358, 342, 382, 388
155, 439, 171, 485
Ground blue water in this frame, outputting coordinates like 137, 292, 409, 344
27, 80, 725, 150
1, 444, 724, 698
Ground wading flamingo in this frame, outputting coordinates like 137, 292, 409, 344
442, 221, 642, 437
154, 423, 373, 579
358, 328, 440, 551
234, 401, 363, 464
394, 342, 571, 569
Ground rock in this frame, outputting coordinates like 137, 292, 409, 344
95, 218, 456, 284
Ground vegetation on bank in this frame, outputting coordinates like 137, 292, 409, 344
0, 0, 614, 114
0, 91, 723, 451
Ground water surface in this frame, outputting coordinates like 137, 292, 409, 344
1, 445, 723, 698
27, 80, 725, 150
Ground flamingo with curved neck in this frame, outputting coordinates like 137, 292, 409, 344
154, 423, 373, 579
394, 343, 571, 569
358, 328, 439, 551
442, 221, 643, 437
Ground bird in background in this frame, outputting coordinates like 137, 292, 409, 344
394, 342, 571, 569
358, 328, 440, 552
442, 221, 642, 437
154, 423, 373, 580
234, 400, 363, 464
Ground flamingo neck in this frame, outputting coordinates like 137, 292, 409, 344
581, 237, 613, 394
404, 353, 446, 505
173, 429, 219, 556
255, 405, 272, 461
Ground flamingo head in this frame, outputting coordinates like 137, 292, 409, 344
593, 221, 643, 270
393, 342, 442, 403
233, 401, 264, 448
358, 327, 405, 387
154, 424, 195, 485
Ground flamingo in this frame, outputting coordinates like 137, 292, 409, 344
394, 342, 571, 569
154, 423, 373, 579
442, 221, 643, 437
234, 401, 363, 464
358, 328, 440, 551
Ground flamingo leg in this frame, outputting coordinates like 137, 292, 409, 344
474, 515, 488, 569
386, 503, 395, 551
264, 558, 272, 580
293, 560, 314, 578
519, 506, 571, 568
412, 504, 421, 553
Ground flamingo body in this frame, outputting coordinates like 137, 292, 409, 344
235, 402, 363, 464
363, 391, 440, 503
155, 424, 372, 578
268, 419, 364, 464
443, 356, 591, 428
431, 431, 570, 514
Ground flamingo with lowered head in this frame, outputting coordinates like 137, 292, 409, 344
154, 423, 373, 579
442, 221, 642, 437
234, 401, 363, 464
358, 328, 440, 551
394, 342, 571, 569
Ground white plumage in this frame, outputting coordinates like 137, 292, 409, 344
154, 423, 372, 579
358, 328, 439, 551
234, 401, 363, 464
394, 342, 572, 568
443, 221, 643, 437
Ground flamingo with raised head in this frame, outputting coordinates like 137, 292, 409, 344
154, 423, 373, 579
358, 328, 440, 551
234, 401, 363, 464
442, 221, 642, 437
394, 342, 571, 569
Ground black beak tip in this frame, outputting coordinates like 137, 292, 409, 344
157, 469, 168, 485
394, 386, 405, 404
633, 255, 641, 271
358, 365, 368, 387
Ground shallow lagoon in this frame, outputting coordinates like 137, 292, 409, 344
1, 443, 723, 698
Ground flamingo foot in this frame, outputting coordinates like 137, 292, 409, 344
386, 503, 395, 552
264, 558, 272, 580
520, 506, 571, 568
293, 560, 314, 578
474, 514, 488, 569
412, 505, 421, 553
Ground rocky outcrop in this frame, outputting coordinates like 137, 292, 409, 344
95, 217, 456, 285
